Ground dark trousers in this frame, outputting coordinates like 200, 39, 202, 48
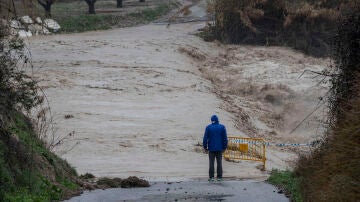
209, 151, 223, 178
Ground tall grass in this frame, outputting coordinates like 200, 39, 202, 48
267, 170, 303, 202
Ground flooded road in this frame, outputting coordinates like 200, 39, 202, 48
28, 1, 327, 180
30, 22, 280, 179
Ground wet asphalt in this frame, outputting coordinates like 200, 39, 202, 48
65, 180, 288, 202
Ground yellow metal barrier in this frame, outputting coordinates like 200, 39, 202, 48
224, 136, 266, 170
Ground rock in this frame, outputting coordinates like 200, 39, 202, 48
9, 28, 17, 36
83, 183, 95, 190
35, 17, 43, 24
43, 19, 61, 32
28, 24, 50, 35
42, 27, 51, 35
17, 30, 32, 38
10, 20, 23, 29
20, 16, 33, 24
1, 19, 7, 26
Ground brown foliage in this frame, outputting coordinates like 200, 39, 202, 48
296, 7, 360, 201
296, 86, 360, 201
207, 0, 357, 57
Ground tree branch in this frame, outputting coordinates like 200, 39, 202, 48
37, 0, 46, 8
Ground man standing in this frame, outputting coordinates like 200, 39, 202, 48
203, 115, 228, 181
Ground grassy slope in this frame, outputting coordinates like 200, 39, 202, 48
56, 4, 171, 33
0, 111, 81, 201
48, 0, 177, 33
7, 0, 177, 33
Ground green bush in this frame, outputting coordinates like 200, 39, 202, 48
267, 170, 303, 202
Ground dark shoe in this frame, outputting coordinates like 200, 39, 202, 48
217, 178, 223, 182
208, 178, 214, 182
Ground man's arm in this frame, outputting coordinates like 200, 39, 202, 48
222, 126, 228, 151
203, 127, 209, 150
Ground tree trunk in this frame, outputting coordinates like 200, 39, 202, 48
38, 0, 53, 17
88, 2, 95, 14
117, 0, 123, 8
45, 4, 51, 17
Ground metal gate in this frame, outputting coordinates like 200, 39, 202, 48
224, 137, 266, 170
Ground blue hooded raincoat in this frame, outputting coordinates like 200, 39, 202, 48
203, 115, 228, 152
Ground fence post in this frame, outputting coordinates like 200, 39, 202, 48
263, 141, 266, 170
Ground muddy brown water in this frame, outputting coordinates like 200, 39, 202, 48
27, 0, 327, 181
29, 22, 281, 180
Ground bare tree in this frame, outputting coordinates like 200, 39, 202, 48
117, 0, 123, 8
38, 0, 55, 17
84, 0, 97, 14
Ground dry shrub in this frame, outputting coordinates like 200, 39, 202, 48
296, 88, 360, 201
211, 0, 287, 43
281, 3, 338, 56
206, 0, 356, 57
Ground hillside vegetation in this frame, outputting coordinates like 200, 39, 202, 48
0, 22, 82, 201
266, 2, 359, 201
205, 0, 356, 57
295, 7, 360, 201
0, 112, 81, 201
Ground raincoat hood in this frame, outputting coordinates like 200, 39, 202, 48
211, 115, 219, 124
